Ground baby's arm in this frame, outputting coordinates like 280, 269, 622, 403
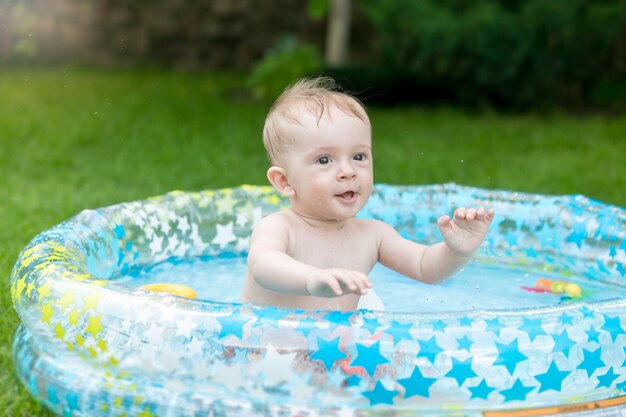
247, 215, 371, 297
377, 207, 494, 283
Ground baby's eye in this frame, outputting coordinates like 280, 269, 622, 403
353, 153, 366, 161
317, 156, 330, 165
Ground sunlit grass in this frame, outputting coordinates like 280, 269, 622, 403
1, 68, 624, 415
371, 108, 625, 203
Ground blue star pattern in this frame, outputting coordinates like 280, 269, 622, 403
468, 380, 496, 400
459, 316, 474, 327
310, 336, 347, 370
323, 311, 354, 332
456, 335, 473, 351
349, 341, 390, 376
566, 222, 588, 248
362, 381, 399, 406
596, 366, 620, 388
551, 329, 577, 357
586, 326, 602, 344
387, 321, 413, 343
601, 316, 626, 343
494, 339, 528, 375
10, 184, 626, 416
433, 320, 447, 332
499, 378, 535, 402
296, 319, 318, 338
561, 314, 575, 326
485, 318, 506, 337
359, 316, 383, 336
418, 336, 445, 364
519, 318, 547, 342
397, 366, 436, 398
445, 357, 477, 386
534, 362, 570, 393
536, 223, 559, 249
216, 312, 249, 339
579, 347, 605, 377
113, 224, 126, 239
256, 307, 292, 330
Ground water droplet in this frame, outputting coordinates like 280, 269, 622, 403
460, 160, 464, 164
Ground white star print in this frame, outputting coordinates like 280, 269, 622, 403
249, 344, 298, 386
177, 216, 190, 233
175, 316, 198, 338
212, 222, 237, 248
149, 235, 163, 255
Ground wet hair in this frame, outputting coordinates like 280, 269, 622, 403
262, 77, 369, 165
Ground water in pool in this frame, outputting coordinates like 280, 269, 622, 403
118, 255, 622, 313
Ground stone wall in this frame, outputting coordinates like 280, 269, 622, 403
0, 0, 334, 69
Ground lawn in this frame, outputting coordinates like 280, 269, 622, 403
1, 68, 625, 416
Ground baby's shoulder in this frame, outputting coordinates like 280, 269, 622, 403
256, 210, 290, 228
250, 211, 292, 245
254, 209, 302, 232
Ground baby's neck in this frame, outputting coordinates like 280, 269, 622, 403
287, 208, 350, 232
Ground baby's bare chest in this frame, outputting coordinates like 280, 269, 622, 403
286, 228, 379, 272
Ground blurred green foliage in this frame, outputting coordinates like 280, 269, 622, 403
342, 0, 626, 110
247, 36, 324, 101
307, 0, 329, 20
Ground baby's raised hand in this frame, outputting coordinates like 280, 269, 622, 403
437, 207, 495, 257
305, 268, 372, 298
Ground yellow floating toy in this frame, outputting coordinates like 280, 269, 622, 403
140, 283, 197, 299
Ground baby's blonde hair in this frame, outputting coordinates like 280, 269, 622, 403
263, 77, 369, 164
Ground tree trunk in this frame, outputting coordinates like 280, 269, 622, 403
325, 0, 351, 67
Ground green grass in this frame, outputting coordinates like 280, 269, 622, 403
1, 68, 625, 416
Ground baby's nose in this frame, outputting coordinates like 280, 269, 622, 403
337, 161, 356, 180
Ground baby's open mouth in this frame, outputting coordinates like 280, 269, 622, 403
337, 191, 355, 199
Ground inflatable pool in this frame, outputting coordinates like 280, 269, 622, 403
11, 184, 626, 416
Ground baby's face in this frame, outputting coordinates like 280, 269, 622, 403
280, 106, 373, 221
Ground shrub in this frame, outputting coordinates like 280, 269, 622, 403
247, 36, 324, 101
350, 0, 626, 110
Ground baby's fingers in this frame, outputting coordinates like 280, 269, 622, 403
355, 272, 373, 294
455, 207, 495, 223
336, 271, 371, 295
326, 278, 344, 296
478, 207, 495, 224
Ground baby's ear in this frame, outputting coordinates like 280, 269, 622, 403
267, 166, 295, 197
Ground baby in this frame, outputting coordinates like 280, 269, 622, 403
241, 77, 494, 311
